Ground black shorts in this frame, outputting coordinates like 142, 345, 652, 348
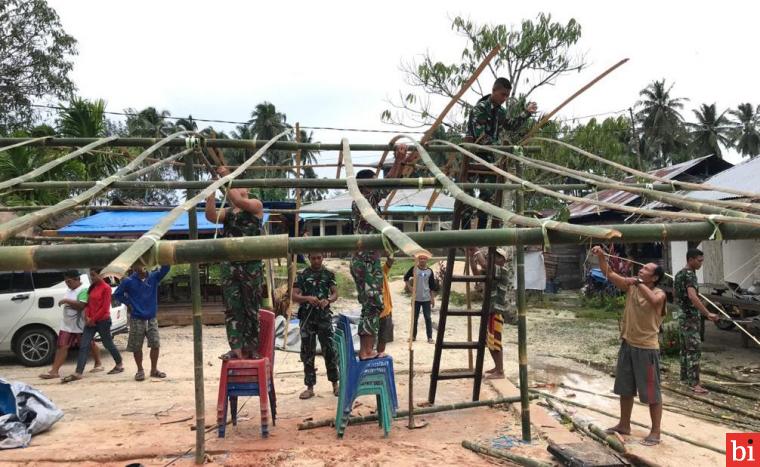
377, 315, 394, 344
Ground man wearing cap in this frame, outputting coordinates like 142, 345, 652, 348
350, 144, 414, 360
471, 247, 516, 379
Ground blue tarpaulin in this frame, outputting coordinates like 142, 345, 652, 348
58, 210, 270, 236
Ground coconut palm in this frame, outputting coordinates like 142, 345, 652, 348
635, 79, 688, 166
125, 107, 174, 138
58, 98, 126, 180
687, 103, 732, 158
729, 103, 760, 158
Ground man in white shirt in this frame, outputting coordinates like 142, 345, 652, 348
39, 270, 103, 379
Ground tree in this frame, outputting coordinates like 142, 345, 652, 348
0, 0, 78, 133
382, 13, 585, 131
687, 103, 732, 158
635, 79, 688, 167
125, 107, 174, 138
729, 103, 760, 158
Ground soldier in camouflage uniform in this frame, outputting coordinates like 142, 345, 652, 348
350, 146, 413, 359
293, 252, 339, 399
673, 248, 719, 394
462, 77, 537, 230
472, 247, 516, 379
205, 167, 266, 360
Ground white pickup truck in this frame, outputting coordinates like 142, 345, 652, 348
0, 270, 128, 366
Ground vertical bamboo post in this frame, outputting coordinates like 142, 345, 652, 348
185, 150, 205, 463
408, 258, 418, 428
284, 123, 302, 350
464, 255, 474, 370
515, 160, 531, 441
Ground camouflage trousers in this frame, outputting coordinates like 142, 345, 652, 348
679, 315, 701, 386
222, 262, 264, 354
462, 172, 499, 230
299, 309, 339, 387
349, 254, 384, 336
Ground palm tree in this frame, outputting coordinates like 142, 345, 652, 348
125, 107, 174, 138
635, 80, 688, 166
58, 98, 126, 180
687, 103, 732, 158
729, 103, 760, 158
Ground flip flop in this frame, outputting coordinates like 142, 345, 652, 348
89, 366, 104, 373
640, 437, 661, 446
150, 370, 167, 379
135, 370, 145, 381
39, 373, 59, 380
605, 427, 631, 436
107, 366, 124, 375
61, 375, 82, 384
484, 372, 505, 380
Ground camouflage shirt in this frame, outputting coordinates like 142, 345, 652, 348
674, 268, 700, 319
466, 95, 531, 145
220, 208, 263, 276
351, 189, 389, 261
295, 266, 337, 317
491, 251, 516, 319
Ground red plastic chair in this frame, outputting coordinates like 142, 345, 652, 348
216, 309, 276, 438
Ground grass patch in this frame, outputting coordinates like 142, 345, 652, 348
388, 258, 415, 279
336, 271, 357, 299
574, 307, 620, 320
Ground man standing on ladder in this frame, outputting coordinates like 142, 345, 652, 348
673, 248, 719, 394
463, 77, 537, 230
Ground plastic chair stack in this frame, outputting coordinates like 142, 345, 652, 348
332, 314, 398, 438
217, 309, 277, 438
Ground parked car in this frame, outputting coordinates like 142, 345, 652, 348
0, 270, 128, 366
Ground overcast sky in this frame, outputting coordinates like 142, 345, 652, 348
48, 0, 756, 165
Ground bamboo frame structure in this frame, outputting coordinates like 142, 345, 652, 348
99, 130, 290, 279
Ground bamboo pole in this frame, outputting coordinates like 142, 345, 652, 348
374, 135, 404, 177
519, 59, 630, 144
384, 46, 502, 212
10, 235, 132, 244
408, 256, 418, 428
465, 143, 760, 223
341, 138, 431, 259
701, 382, 760, 401
8, 222, 760, 271
122, 148, 191, 181
0, 136, 118, 192
515, 160, 531, 442
182, 151, 206, 464
461, 440, 552, 467
0, 131, 190, 242
661, 384, 760, 421
532, 390, 727, 455
438, 141, 760, 229
0, 137, 540, 153
99, 130, 290, 279
533, 137, 760, 202
464, 257, 474, 370
411, 137, 622, 240
284, 123, 303, 351
297, 395, 533, 430
0, 135, 52, 153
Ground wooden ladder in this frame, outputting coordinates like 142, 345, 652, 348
428, 157, 504, 404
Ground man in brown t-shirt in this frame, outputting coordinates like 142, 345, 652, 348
592, 246, 666, 447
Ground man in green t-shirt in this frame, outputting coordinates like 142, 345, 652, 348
39, 270, 103, 379
673, 248, 719, 394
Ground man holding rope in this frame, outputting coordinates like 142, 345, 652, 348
674, 248, 719, 394
592, 246, 666, 447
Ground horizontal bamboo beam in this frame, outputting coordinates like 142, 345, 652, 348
0, 137, 541, 154
4, 221, 760, 271
0, 205, 454, 216
7, 179, 681, 191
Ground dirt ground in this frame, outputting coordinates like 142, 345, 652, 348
1, 259, 758, 466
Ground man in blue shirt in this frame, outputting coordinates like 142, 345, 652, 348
114, 265, 170, 381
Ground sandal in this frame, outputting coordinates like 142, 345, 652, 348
61, 374, 82, 384
605, 427, 631, 436
135, 370, 145, 381
107, 366, 124, 375
89, 366, 104, 373
640, 437, 661, 446
150, 370, 167, 379
39, 373, 59, 380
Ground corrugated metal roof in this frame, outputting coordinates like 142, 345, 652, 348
302, 188, 454, 213
568, 155, 721, 218
684, 156, 760, 201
